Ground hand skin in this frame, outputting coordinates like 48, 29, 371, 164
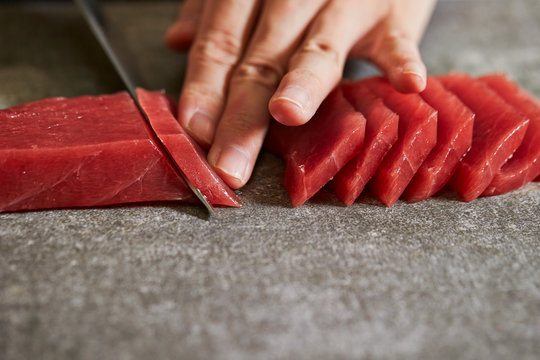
165, 0, 437, 189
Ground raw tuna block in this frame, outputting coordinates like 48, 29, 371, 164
265, 87, 366, 207
334, 82, 399, 206
0, 92, 240, 213
403, 77, 475, 202
137, 88, 240, 207
439, 73, 530, 202
478, 74, 540, 196
364, 77, 438, 206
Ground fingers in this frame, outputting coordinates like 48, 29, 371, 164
349, 0, 437, 93
369, 29, 427, 93
165, 0, 204, 51
208, 0, 326, 188
172, 0, 436, 189
269, 0, 389, 126
177, 0, 260, 148
389, 0, 438, 44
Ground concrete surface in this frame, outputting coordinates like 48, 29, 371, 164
1, 1, 539, 359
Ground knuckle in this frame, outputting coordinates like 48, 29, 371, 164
385, 30, 413, 43
281, 0, 318, 12
370, 30, 419, 64
299, 39, 342, 65
277, 0, 300, 11
225, 110, 261, 136
182, 85, 224, 107
287, 68, 323, 88
232, 59, 283, 90
286, 62, 339, 88
367, 32, 394, 60
190, 28, 242, 68
378, 30, 412, 51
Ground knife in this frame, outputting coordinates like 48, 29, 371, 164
74, 0, 216, 217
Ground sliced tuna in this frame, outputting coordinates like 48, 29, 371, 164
364, 77, 438, 206
439, 73, 530, 201
403, 77, 475, 202
265, 87, 366, 207
477, 74, 540, 196
137, 88, 241, 207
333, 82, 399, 206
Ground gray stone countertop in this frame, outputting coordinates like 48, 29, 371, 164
1, 1, 539, 359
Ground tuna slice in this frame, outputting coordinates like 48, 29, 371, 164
265, 87, 366, 207
0, 91, 240, 213
333, 82, 399, 206
136, 88, 240, 207
402, 77, 475, 202
364, 77, 438, 206
439, 73, 530, 202
478, 74, 540, 196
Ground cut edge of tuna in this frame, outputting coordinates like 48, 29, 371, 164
265, 87, 366, 207
439, 73, 530, 202
478, 74, 540, 196
136, 88, 241, 207
402, 76, 475, 202
334, 81, 399, 206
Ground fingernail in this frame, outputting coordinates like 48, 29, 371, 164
187, 111, 215, 145
402, 62, 426, 82
273, 85, 310, 113
213, 145, 250, 184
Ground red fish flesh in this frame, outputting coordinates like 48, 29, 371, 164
403, 77, 475, 202
439, 73, 530, 201
0, 92, 240, 212
364, 77, 438, 206
265, 87, 366, 207
334, 82, 399, 206
478, 74, 540, 196
137, 88, 240, 207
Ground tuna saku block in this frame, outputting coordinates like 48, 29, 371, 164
0, 91, 240, 213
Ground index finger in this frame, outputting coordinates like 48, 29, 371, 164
177, 0, 260, 147
269, 0, 388, 126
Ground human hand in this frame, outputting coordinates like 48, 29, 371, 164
165, 0, 437, 189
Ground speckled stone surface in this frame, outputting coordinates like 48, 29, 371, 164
1, 1, 539, 360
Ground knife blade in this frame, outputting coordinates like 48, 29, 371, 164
74, 0, 216, 217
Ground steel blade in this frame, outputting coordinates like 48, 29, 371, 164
74, 0, 216, 217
